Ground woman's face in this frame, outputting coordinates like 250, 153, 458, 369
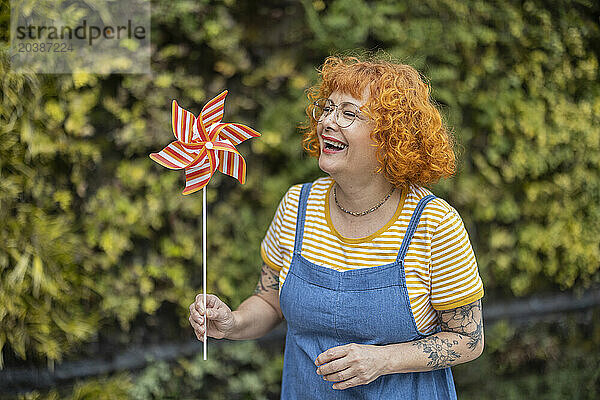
317, 90, 378, 180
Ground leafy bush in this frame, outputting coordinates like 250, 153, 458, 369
6, 341, 283, 400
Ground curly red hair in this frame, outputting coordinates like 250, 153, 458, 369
303, 56, 456, 188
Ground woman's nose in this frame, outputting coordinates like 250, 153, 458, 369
321, 109, 338, 127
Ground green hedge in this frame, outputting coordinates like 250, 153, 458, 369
1, 0, 598, 389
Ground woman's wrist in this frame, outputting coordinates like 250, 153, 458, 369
224, 310, 242, 340
378, 343, 408, 375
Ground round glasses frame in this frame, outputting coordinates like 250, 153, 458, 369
312, 98, 366, 128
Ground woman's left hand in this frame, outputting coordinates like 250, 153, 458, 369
315, 343, 388, 390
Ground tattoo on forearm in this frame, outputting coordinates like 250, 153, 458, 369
253, 264, 279, 295
412, 336, 461, 370
437, 300, 483, 351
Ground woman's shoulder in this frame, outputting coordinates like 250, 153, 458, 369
285, 176, 332, 198
309, 176, 334, 194
279, 176, 332, 211
405, 183, 461, 219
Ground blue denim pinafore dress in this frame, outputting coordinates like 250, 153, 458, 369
279, 183, 457, 399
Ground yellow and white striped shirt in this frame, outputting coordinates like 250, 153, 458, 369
261, 177, 484, 335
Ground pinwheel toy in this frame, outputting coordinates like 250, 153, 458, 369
150, 90, 261, 359
150, 90, 260, 194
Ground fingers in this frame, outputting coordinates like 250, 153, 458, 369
316, 344, 384, 390
317, 358, 349, 378
188, 302, 205, 326
201, 293, 220, 307
188, 314, 205, 341
189, 293, 229, 341
189, 296, 210, 341
332, 377, 361, 390
193, 293, 220, 314
315, 344, 350, 366
320, 366, 352, 382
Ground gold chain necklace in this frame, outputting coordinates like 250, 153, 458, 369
333, 184, 396, 217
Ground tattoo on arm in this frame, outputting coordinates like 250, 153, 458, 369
412, 336, 461, 370
437, 299, 483, 351
253, 264, 279, 296
411, 300, 484, 370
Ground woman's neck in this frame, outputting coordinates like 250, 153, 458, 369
331, 174, 395, 215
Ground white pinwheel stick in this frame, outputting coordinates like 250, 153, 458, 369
203, 186, 207, 360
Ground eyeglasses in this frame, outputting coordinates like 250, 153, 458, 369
312, 98, 366, 128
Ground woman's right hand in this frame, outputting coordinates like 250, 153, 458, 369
189, 293, 235, 341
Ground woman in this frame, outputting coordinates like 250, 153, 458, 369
189, 56, 484, 399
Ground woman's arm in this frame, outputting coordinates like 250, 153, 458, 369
190, 263, 283, 341
383, 299, 484, 373
315, 300, 484, 389
228, 263, 283, 339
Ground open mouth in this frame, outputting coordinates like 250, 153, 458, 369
323, 138, 348, 152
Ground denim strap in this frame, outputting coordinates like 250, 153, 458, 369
292, 183, 312, 256
396, 194, 437, 262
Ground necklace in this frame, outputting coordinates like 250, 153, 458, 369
333, 184, 396, 217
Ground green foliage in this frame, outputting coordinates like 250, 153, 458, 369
8, 341, 282, 400
128, 341, 283, 400
0, 51, 99, 370
453, 313, 600, 399
6, 374, 132, 400
0, 0, 599, 397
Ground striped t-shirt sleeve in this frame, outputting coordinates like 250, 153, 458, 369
261, 188, 293, 271
429, 208, 484, 310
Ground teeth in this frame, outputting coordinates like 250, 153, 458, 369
323, 139, 348, 150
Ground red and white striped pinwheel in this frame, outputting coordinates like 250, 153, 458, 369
150, 90, 261, 195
